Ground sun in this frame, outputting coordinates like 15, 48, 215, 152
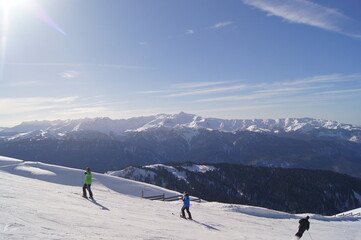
0, 0, 15, 8
0, 0, 29, 81
0, 0, 26, 9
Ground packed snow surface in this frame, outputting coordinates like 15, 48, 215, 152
108, 167, 157, 180
144, 164, 188, 182
1, 156, 360, 240
180, 164, 217, 173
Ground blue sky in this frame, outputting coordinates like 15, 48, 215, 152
1, 0, 361, 127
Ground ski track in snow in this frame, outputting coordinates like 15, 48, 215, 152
1, 156, 361, 240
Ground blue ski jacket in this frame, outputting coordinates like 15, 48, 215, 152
183, 195, 190, 207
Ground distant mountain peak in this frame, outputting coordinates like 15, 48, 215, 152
1, 113, 360, 142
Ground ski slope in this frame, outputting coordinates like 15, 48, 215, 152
1, 156, 360, 240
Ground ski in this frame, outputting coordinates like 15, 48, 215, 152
83, 196, 95, 201
172, 213, 193, 220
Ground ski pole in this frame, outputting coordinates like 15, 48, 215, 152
307, 231, 313, 240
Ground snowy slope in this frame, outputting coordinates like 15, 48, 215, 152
1, 156, 361, 240
337, 208, 361, 217
109, 164, 217, 182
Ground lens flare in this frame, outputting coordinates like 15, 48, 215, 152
0, 0, 66, 81
26, 1, 67, 36
0, 3, 10, 81
0, 0, 27, 11
0, 0, 15, 8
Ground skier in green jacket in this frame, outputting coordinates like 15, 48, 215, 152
82, 167, 94, 200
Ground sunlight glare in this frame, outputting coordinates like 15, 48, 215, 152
0, 0, 27, 81
0, 0, 26, 9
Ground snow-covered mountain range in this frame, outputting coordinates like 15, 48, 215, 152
1, 112, 361, 178
1, 155, 360, 240
1, 112, 360, 142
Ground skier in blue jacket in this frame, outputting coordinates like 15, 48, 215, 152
181, 192, 192, 219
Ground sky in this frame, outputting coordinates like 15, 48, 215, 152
0, 0, 361, 127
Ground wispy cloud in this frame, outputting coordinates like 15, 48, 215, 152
59, 70, 79, 79
8, 81, 41, 87
315, 88, 361, 95
53, 97, 78, 103
272, 74, 361, 86
139, 81, 245, 98
137, 73, 361, 114
108, 107, 174, 119
196, 92, 284, 103
195, 103, 280, 113
55, 107, 106, 116
255, 85, 331, 94
164, 84, 247, 97
186, 29, 195, 35
0, 96, 78, 114
241, 0, 361, 39
8, 62, 152, 70
0, 96, 130, 121
210, 21, 233, 29
138, 90, 174, 95
171, 81, 234, 89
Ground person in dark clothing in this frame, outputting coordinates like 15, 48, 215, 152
181, 192, 192, 220
82, 167, 93, 200
295, 216, 310, 239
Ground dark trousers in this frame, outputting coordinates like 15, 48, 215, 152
83, 184, 93, 198
295, 228, 306, 238
181, 206, 192, 219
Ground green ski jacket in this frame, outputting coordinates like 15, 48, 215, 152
84, 172, 92, 184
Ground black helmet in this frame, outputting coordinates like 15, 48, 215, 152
86, 167, 90, 171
